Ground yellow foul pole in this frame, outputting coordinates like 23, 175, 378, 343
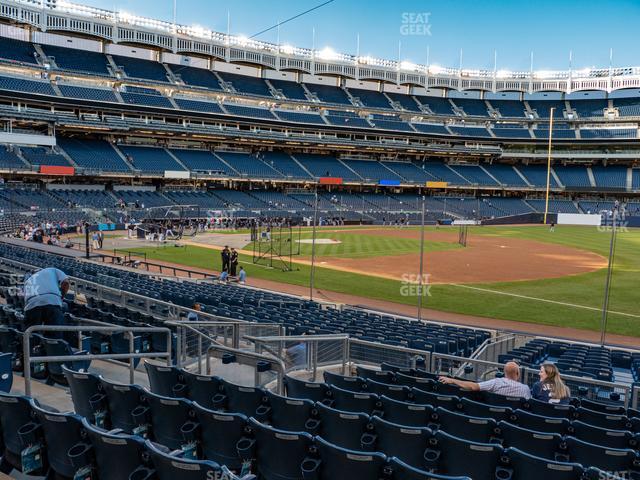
543, 107, 555, 225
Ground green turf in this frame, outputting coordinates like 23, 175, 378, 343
128, 225, 640, 338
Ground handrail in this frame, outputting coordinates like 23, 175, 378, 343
23, 324, 172, 396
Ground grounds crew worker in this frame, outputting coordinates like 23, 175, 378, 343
23, 267, 70, 338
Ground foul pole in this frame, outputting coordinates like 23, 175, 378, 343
417, 195, 426, 321
543, 107, 555, 225
309, 185, 319, 300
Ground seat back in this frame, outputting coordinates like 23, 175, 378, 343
387, 457, 471, 480
193, 403, 248, 470
506, 447, 584, 480
380, 396, 434, 427
181, 370, 222, 409
570, 420, 636, 450
434, 407, 497, 443
303, 436, 386, 480
145, 439, 221, 480
266, 390, 314, 432
313, 401, 371, 450
426, 430, 504, 478
329, 385, 380, 414
145, 391, 194, 450
513, 409, 570, 435
144, 361, 185, 398
82, 419, 147, 480
498, 421, 562, 460
100, 378, 147, 433
323, 371, 366, 392
63, 366, 103, 421
249, 417, 313, 480
284, 375, 329, 402
369, 416, 431, 470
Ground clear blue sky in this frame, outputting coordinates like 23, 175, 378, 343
79, 0, 639, 71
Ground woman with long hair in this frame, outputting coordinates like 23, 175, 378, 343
532, 363, 571, 404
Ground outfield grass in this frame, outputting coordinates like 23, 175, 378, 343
245, 230, 460, 259
128, 225, 640, 337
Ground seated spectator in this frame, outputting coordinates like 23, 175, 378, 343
439, 361, 531, 399
532, 363, 570, 404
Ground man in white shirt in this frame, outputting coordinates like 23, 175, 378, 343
439, 361, 532, 399
23, 267, 69, 338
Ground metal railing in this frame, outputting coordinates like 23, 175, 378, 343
169, 321, 284, 369
23, 324, 172, 396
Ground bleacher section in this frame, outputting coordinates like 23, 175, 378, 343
118, 145, 185, 174
223, 104, 276, 120
343, 160, 403, 183
591, 166, 627, 189
40, 44, 110, 75
174, 97, 224, 114
0, 145, 28, 170
58, 84, 118, 102
449, 165, 499, 186
451, 98, 489, 117
485, 164, 529, 187
169, 149, 236, 176
120, 86, 174, 109
518, 165, 561, 187
489, 99, 527, 118
570, 99, 608, 118
169, 65, 223, 90
0, 75, 56, 96
214, 151, 281, 179
268, 79, 309, 101
260, 151, 312, 179
415, 96, 456, 115
0, 37, 38, 64
348, 88, 392, 109
217, 72, 271, 97
553, 166, 592, 188
274, 109, 326, 124
20, 147, 70, 167
294, 153, 363, 181
111, 54, 169, 82
58, 138, 131, 172
305, 83, 352, 105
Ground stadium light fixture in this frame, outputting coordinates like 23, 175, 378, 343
317, 47, 339, 61
400, 60, 418, 71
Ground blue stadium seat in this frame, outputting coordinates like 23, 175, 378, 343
193, 403, 250, 470
311, 401, 371, 450
412, 388, 461, 410
145, 439, 222, 480
356, 366, 396, 384
365, 378, 410, 401
380, 396, 434, 427
527, 398, 575, 419
63, 366, 105, 424
247, 417, 314, 480
570, 420, 637, 450
367, 416, 431, 469
145, 391, 195, 450
575, 408, 633, 431
0, 393, 42, 475
266, 390, 314, 432
388, 457, 471, 480
40, 336, 90, 385
145, 361, 186, 398
82, 419, 147, 480
328, 385, 380, 414
424, 430, 504, 478
560, 437, 640, 476
0, 353, 12, 393
498, 421, 563, 460
434, 407, 498, 443
302, 435, 387, 480
513, 409, 570, 435
216, 378, 270, 419
460, 397, 513, 422
579, 398, 626, 416
505, 447, 585, 480
181, 370, 223, 409
99, 378, 148, 434
31, 401, 86, 479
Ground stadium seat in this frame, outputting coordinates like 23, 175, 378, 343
247, 417, 314, 480
99, 378, 148, 434
284, 375, 331, 403
433, 407, 498, 443
301, 435, 387, 480
460, 397, 513, 422
356, 366, 396, 384
216, 378, 271, 419
498, 421, 563, 460
145, 361, 186, 398
144, 439, 223, 480
424, 430, 505, 478
505, 447, 585, 480
193, 403, 250, 470
513, 409, 571, 435
311, 401, 371, 450
570, 420, 637, 449
63, 366, 106, 424
560, 436, 640, 475
575, 408, 633, 431
380, 395, 434, 427
579, 398, 626, 415
181, 369, 224, 409
145, 391, 195, 450
527, 398, 576, 419
0, 393, 43, 475
328, 385, 381, 414
266, 390, 315, 431
387, 457, 472, 480
82, 418, 148, 480
31, 401, 86, 479
40, 336, 90, 385
323, 371, 366, 392
365, 378, 410, 401
366, 416, 431, 469
411, 388, 461, 410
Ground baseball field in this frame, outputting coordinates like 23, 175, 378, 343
124, 224, 640, 338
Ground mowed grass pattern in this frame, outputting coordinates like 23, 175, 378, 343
129, 225, 640, 337
245, 231, 460, 259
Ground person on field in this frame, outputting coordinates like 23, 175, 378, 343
23, 267, 70, 338
238, 267, 246, 285
229, 248, 238, 276
439, 361, 531, 399
221, 246, 230, 273
532, 363, 570, 404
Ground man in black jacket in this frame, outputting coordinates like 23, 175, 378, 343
221, 246, 230, 273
